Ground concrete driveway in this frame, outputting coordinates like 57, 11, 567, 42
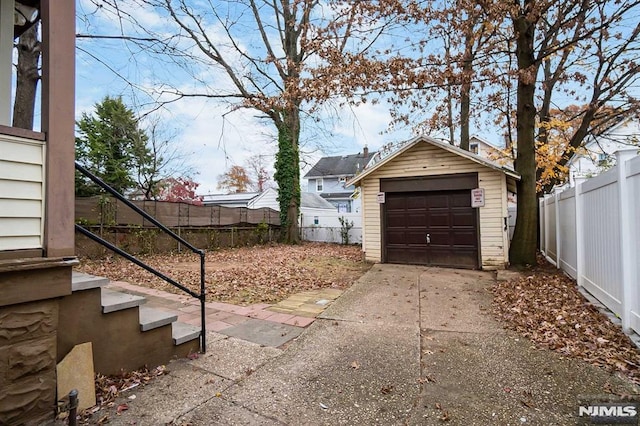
96, 264, 637, 425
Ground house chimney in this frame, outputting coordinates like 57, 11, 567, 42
363, 145, 369, 158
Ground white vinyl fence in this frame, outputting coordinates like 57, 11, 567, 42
300, 212, 362, 244
540, 149, 640, 333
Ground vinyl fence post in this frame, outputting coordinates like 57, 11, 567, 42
574, 177, 587, 288
538, 199, 543, 254
617, 149, 636, 332
554, 188, 562, 269
543, 195, 551, 264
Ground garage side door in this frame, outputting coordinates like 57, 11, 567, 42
384, 190, 478, 269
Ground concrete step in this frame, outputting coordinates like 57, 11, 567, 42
101, 288, 145, 314
172, 322, 201, 346
139, 306, 178, 332
72, 271, 109, 291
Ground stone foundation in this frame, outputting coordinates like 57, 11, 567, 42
0, 300, 59, 425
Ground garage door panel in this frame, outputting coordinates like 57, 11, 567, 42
406, 231, 428, 244
450, 193, 471, 207
426, 194, 448, 208
386, 230, 407, 244
406, 196, 427, 209
429, 250, 477, 268
427, 231, 449, 245
427, 212, 450, 227
386, 247, 427, 264
452, 211, 475, 227
385, 199, 406, 211
386, 213, 408, 228
406, 213, 428, 227
384, 189, 478, 269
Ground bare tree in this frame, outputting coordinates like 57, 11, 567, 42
79, 0, 397, 243
245, 154, 273, 192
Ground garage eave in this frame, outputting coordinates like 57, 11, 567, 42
346, 135, 521, 187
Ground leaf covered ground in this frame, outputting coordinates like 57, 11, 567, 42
77, 242, 371, 305
492, 258, 640, 385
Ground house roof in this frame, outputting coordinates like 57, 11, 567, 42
202, 192, 260, 206
243, 187, 336, 211
347, 135, 521, 187
304, 151, 377, 178
319, 192, 352, 200
301, 192, 336, 210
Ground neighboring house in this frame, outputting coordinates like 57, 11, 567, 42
304, 147, 376, 213
567, 116, 640, 186
348, 135, 520, 270
468, 135, 514, 168
0, 4, 77, 424
248, 187, 337, 225
204, 188, 337, 227
202, 192, 260, 207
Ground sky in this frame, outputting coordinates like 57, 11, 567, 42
72, 0, 415, 195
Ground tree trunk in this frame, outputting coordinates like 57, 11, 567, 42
459, 35, 474, 151
509, 7, 539, 266
274, 108, 301, 244
443, 41, 455, 145
12, 25, 41, 130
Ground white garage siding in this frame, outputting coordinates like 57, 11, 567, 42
360, 141, 510, 270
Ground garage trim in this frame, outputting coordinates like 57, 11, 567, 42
380, 178, 481, 269
380, 172, 477, 193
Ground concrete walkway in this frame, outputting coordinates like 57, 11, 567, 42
94, 265, 638, 425
108, 281, 342, 347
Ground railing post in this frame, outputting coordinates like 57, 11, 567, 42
200, 250, 206, 353
617, 149, 636, 332
68, 389, 78, 426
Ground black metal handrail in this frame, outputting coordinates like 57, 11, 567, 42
75, 162, 206, 353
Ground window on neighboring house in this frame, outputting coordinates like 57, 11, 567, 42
470, 143, 478, 154
598, 152, 607, 162
316, 178, 323, 192
313, 216, 319, 225
337, 202, 350, 213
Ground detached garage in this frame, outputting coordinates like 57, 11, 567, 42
348, 136, 520, 270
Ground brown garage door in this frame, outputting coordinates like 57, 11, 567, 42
384, 190, 478, 269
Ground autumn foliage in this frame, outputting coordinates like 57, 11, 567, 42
155, 177, 203, 205
217, 165, 252, 194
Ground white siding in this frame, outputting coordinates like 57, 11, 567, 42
300, 211, 362, 243
0, 134, 45, 250
248, 188, 279, 210
360, 142, 509, 269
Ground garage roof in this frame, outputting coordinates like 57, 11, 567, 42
347, 135, 521, 186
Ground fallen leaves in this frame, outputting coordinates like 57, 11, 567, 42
77, 243, 370, 306
492, 260, 640, 385
85, 365, 167, 415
